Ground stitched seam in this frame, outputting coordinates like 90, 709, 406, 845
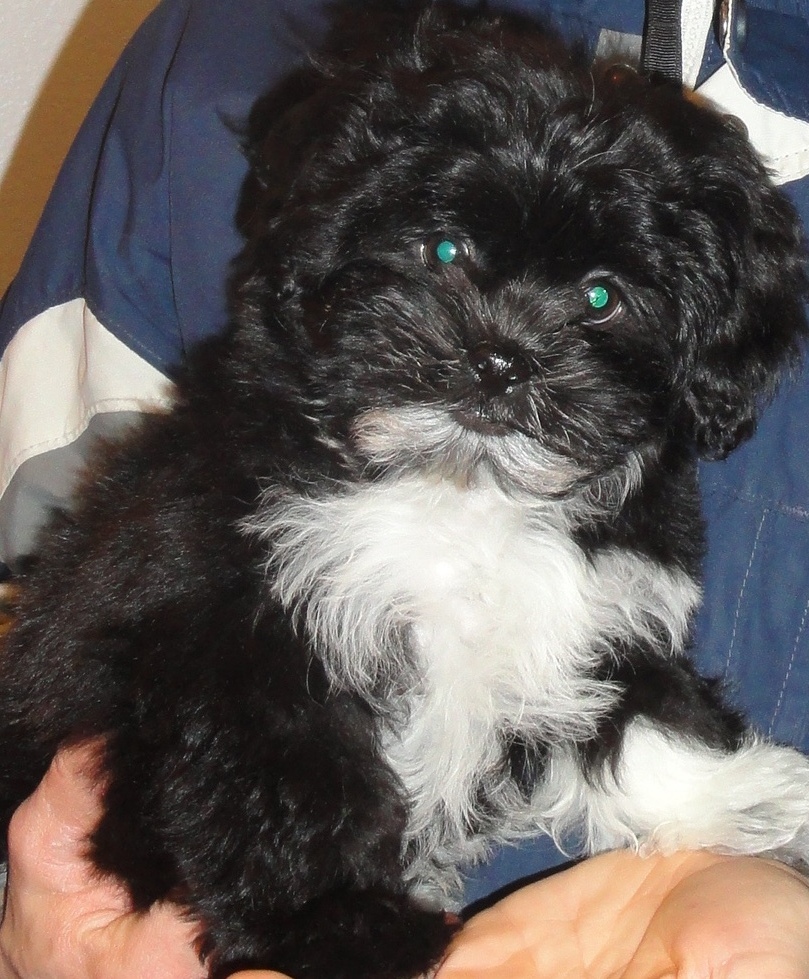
769, 595, 809, 737
725, 509, 768, 677
700, 479, 809, 523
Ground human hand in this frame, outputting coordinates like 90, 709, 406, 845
439, 848, 809, 979
0, 741, 206, 979
4, 750, 809, 979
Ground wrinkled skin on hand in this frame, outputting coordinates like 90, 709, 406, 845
439, 849, 809, 979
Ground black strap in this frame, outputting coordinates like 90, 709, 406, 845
640, 0, 683, 84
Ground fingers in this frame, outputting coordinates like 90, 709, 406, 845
1, 743, 212, 979
5, 740, 107, 894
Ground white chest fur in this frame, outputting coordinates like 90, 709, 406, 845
246, 475, 699, 895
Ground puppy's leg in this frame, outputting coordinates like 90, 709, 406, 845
91, 710, 455, 979
538, 654, 809, 866
0, 598, 454, 979
82, 615, 455, 979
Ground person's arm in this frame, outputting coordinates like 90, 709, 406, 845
3, 743, 809, 979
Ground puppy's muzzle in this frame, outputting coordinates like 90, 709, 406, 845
468, 341, 533, 397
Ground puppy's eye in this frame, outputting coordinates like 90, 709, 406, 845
582, 281, 623, 326
421, 235, 468, 271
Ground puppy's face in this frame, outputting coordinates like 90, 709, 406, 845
234, 7, 806, 498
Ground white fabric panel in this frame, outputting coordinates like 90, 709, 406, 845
0, 298, 174, 498
698, 66, 809, 184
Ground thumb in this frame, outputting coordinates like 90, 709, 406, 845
6, 739, 107, 892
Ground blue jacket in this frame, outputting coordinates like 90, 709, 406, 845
1, 0, 807, 904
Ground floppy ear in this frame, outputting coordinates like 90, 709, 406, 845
598, 68, 808, 458
236, 2, 425, 240
671, 108, 808, 459
231, 56, 374, 320
235, 74, 349, 240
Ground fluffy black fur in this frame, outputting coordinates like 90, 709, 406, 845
0, 3, 807, 977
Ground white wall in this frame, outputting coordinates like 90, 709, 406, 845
0, 0, 159, 292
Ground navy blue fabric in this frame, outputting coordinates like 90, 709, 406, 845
0, 0, 333, 373
1, 0, 808, 907
735, 6, 809, 119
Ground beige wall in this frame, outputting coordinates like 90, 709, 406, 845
0, 0, 159, 294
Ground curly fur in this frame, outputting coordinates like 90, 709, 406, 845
1, 3, 808, 977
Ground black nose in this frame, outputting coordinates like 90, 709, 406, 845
468, 341, 533, 396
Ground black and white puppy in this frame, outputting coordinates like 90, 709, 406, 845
1, 3, 808, 977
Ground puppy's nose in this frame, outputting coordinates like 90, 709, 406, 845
468, 341, 533, 396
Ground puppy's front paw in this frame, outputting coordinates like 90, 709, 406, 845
619, 728, 809, 861
542, 722, 809, 863
724, 740, 809, 866
208, 890, 457, 979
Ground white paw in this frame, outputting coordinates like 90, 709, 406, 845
540, 722, 809, 862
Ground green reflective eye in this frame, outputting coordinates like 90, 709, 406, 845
435, 239, 458, 264
582, 281, 623, 327
422, 235, 467, 271
586, 284, 611, 310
